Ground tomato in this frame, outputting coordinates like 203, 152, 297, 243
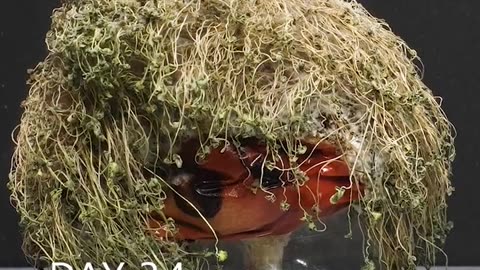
147, 139, 362, 241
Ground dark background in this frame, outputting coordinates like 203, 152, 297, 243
1, 0, 479, 267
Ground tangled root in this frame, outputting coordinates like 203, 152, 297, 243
9, 0, 455, 269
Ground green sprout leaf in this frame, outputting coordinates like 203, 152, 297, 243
330, 186, 346, 205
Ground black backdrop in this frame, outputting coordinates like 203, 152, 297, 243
1, 0, 479, 267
